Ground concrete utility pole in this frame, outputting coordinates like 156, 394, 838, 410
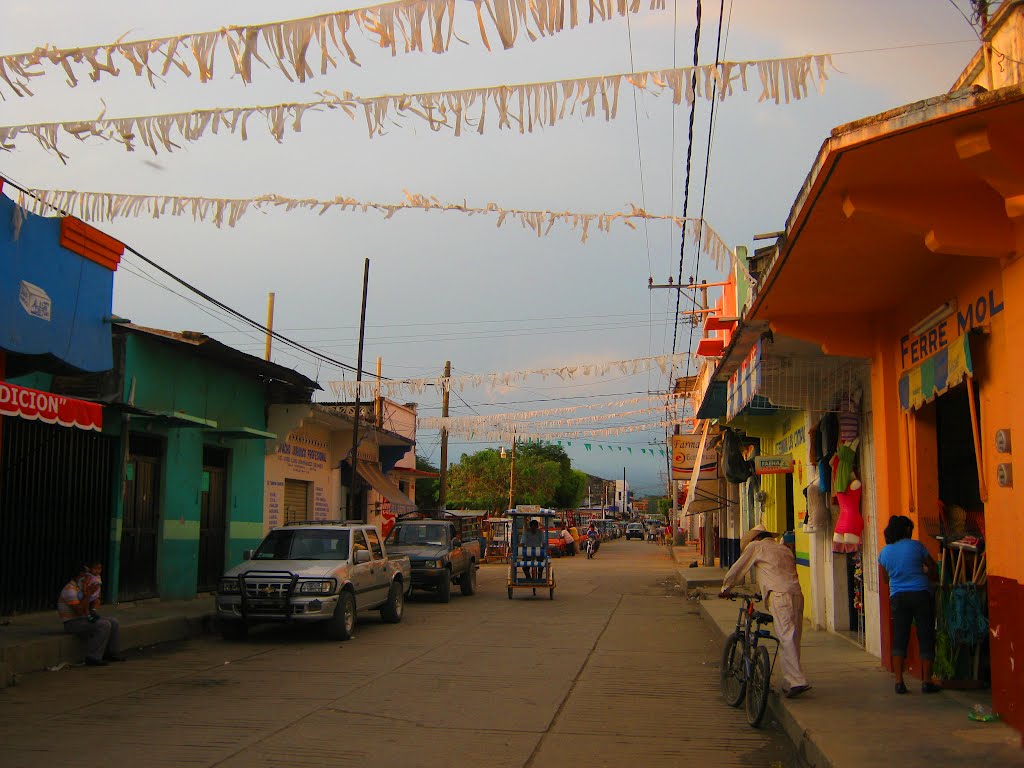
438, 360, 451, 510
263, 292, 275, 361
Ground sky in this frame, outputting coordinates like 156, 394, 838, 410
0, 1, 986, 496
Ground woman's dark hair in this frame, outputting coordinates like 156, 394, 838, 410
883, 515, 914, 544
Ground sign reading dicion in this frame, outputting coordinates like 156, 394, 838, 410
0, 380, 102, 431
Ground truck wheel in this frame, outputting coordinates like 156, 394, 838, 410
437, 570, 452, 603
460, 564, 477, 596
327, 591, 356, 640
220, 621, 247, 641
380, 581, 404, 623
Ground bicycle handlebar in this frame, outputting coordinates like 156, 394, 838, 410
719, 591, 762, 602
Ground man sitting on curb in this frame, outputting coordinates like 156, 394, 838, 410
57, 562, 126, 666
720, 524, 811, 699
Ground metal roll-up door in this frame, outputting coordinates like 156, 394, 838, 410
284, 479, 310, 524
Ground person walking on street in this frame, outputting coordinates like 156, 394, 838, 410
720, 524, 811, 698
879, 514, 941, 695
58, 562, 125, 666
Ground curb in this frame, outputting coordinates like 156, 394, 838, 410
0, 613, 216, 688
675, 567, 831, 768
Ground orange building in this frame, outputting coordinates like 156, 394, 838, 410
734, 56, 1024, 739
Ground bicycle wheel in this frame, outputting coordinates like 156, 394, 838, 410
745, 645, 771, 727
719, 631, 746, 707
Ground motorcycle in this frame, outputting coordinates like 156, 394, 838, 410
585, 537, 600, 559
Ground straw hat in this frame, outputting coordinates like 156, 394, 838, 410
740, 523, 776, 551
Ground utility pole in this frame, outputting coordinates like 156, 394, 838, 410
623, 466, 627, 518
348, 258, 370, 522
264, 292, 275, 361
438, 360, 451, 510
508, 428, 516, 510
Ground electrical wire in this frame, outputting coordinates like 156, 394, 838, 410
671, 0, 702, 359
0, 172, 384, 380
682, 0, 727, 377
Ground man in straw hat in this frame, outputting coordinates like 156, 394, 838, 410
720, 523, 811, 698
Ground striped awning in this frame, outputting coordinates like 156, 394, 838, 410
898, 333, 973, 413
726, 340, 763, 420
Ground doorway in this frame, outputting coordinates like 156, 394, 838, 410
198, 446, 228, 592
120, 434, 162, 601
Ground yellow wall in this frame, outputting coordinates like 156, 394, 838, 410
730, 410, 812, 599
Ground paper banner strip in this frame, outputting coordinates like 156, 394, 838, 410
11, 188, 735, 269
418, 394, 681, 429
326, 352, 691, 399
0, 54, 834, 159
0, 0, 664, 98
454, 419, 684, 441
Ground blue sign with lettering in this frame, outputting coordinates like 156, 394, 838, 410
900, 290, 1003, 370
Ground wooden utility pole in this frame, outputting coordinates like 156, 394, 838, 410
374, 356, 383, 427
348, 259, 370, 521
508, 428, 516, 510
264, 292, 275, 361
438, 360, 451, 510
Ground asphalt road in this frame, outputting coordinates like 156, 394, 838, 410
0, 540, 798, 767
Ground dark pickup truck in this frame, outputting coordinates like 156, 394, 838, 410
384, 520, 480, 602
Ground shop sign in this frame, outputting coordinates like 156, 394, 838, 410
901, 289, 1004, 370
755, 454, 794, 475
0, 380, 102, 431
672, 433, 718, 480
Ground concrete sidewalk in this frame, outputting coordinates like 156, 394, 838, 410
0, 598, 214, 687
668, 544, 1024, 767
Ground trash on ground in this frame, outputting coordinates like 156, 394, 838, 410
47, 662, 70, 672
968, 704, 1000, 722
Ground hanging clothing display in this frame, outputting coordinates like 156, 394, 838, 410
833, 482, 864, 553
803, 477, 829, 533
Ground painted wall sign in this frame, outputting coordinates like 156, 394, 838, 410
19, 280, 51, 321
755, 454, 794, 475
900, 288, 1004, 370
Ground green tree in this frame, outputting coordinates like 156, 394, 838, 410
414, 453, 440, 509
446, 442, 587, 512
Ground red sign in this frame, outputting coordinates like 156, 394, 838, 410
0, 381, 103, 432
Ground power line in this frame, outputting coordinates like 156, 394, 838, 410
683, 0, 727, 377
671, 0, 702, 358
0, 172, 384, 381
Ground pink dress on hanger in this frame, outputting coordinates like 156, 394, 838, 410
833, 484, 864, 553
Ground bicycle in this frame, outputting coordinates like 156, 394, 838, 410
719, 591, 780, 728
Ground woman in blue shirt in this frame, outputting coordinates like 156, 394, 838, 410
878, 515, 940, 695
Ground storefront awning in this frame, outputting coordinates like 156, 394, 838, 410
0, 380, 102, 431
898, 333, 973, 413
356, 460, 417, 511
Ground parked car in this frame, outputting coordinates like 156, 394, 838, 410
216, 522, 411, 642
626, 523, 645, 540
385, 520, 480, 602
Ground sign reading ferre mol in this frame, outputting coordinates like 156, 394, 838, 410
19, 280, 52, 321
755, 455, 794, 475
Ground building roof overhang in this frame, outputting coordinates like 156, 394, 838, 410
749, 83, 1024, 326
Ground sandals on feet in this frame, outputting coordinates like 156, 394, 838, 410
894, 681, 908, 694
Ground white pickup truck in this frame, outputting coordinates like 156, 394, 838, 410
215, 522, 412, 641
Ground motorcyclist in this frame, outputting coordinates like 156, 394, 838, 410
585, 523, 600, 557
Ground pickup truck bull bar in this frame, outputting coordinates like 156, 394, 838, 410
236, 570, 300, 620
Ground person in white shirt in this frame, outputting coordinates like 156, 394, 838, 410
720, 524, 811, 698
560, 527, 576, 556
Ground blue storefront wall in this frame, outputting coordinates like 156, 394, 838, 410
0, 190, 118, 372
